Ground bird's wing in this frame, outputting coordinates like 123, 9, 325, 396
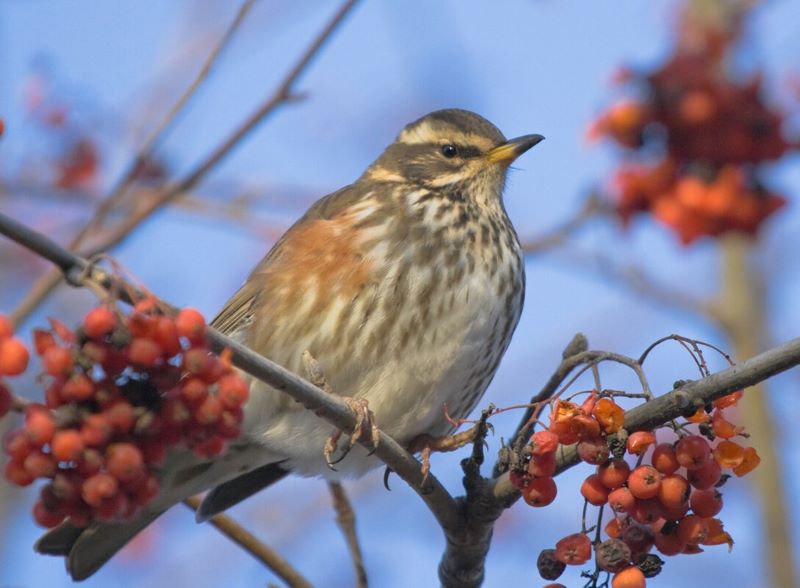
210, 183, 367, 339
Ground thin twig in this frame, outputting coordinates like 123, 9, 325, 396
10, 0, 361, 327
328, 482, 368, 588
183, 496, 313, 588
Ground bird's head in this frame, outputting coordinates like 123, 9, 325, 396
363, 109, 544, 192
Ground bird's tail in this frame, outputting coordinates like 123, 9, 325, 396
35, 442, 281, 581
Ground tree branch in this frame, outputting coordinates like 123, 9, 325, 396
328, 482, 368, 588
10, 0, 362, 327
183, 496, 313, 588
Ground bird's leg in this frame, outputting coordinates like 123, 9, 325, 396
409, 425, 485, 480
302, 351, 380, 470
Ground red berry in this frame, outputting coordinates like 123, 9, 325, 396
0, 337, 30, 376
528, 453, 557, 478
675, 435, 710, 470
217, 374, 249, 409
654, 523, 686, 556
621, 524, 654, 558
569, 414, 601, 440
25, 406, 56, 447
192, 435, 226, 458
83, 307, 117, 338
76, 448, 104, 476
531, 430, 559, 456
577, 437, 610, 465
81, 473, 119, 507
175, 308, 206, 345
42, 346, 74, 377
33, 500, 65, 528
4, 428, 32, 460
628, 465, 661, 499
103, 400, 135, 434
555, 533, 592, 565
106, 443, 145, 482
153, 316, 182, 357
5, 459, 35, 486
651, 443, 680, 475
24, 450, 56, 478
128, 337, 163, 367
580, 474, 610, 506
687, 459, 722, 490
51, 429, 85, 461
690, 489, 723, 518
598, 459, 631, 489
80, 414, 113, 447
62, 373, 95, 401
592, 398, 625, 433
523, 476, 558, 507
180, 377, 209, 404
630, 497, 663, 525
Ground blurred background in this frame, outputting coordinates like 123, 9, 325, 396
0, 0, 798, 586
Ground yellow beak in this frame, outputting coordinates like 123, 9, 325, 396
485, 134, 545, 165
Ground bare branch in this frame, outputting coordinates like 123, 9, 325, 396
328, 482, 368, 588
183, 496, 313, 588
10, 0, 362, 327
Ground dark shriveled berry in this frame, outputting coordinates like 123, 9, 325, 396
637, 553, 665, 578
537, 548, 566, 581
595, 538, 632, 573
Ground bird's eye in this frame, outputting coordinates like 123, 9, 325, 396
441, 144, 458, 158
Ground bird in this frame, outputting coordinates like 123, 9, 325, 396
35, 108, 544, 579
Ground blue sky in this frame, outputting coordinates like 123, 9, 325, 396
1, 1, 798, 587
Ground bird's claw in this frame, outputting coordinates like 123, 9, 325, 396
324, 397, 380, 469
409, 425, 484, 483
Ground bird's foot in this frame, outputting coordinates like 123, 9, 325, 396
324, 397, 380, 469
409, 424, 484, 481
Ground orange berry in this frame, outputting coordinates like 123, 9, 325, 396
677, 514, 709, 545
83, 306, 117, 339
593, 398, 625, 433
657, 474, 690, 510
611, 566, 646, 588
51, 430, 85, 461
175, 308, 206, 345
523, 476, 557, 507
0, 337, 30, 376
679, 90, 716, 124
654, 523, 686, 556
25, 406, 56, 447
42, 346, 74, 376
81, 473, 119, 507
153, 316, 182, 357
528, 453, 557, 478
713, 390, 743, 410
608, 487, 635, 513
106, 443, 144, 482
626, 431, 656, 455
733, 447, 760, 477
194, 395, 222, 425
628, 465, 661, 499
580, 474, 610, 506
711, 410, 743, 439
630, 498, 663, 525
5, 459, 35, 486
605, 518, 623, 539
555, 533, 592, 565
651, 443, 680, 475
598, 459, 631, 489
217, 374, 249, 409
128, 337, 163, 367
531, 430, 559, 457
61, 373, 95, 402
702, 518, 734, 549
713, 440, 745, 469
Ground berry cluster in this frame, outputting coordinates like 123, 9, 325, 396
1, 304, 248, 529
514, 390, 758, 588
589, 11, 795, 244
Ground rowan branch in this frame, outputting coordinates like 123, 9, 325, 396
441, 335, 800, 587
0, 211, 462, 537
10, 0, 362, 327
183, 496, 313, 588
328, 482, 368, 588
